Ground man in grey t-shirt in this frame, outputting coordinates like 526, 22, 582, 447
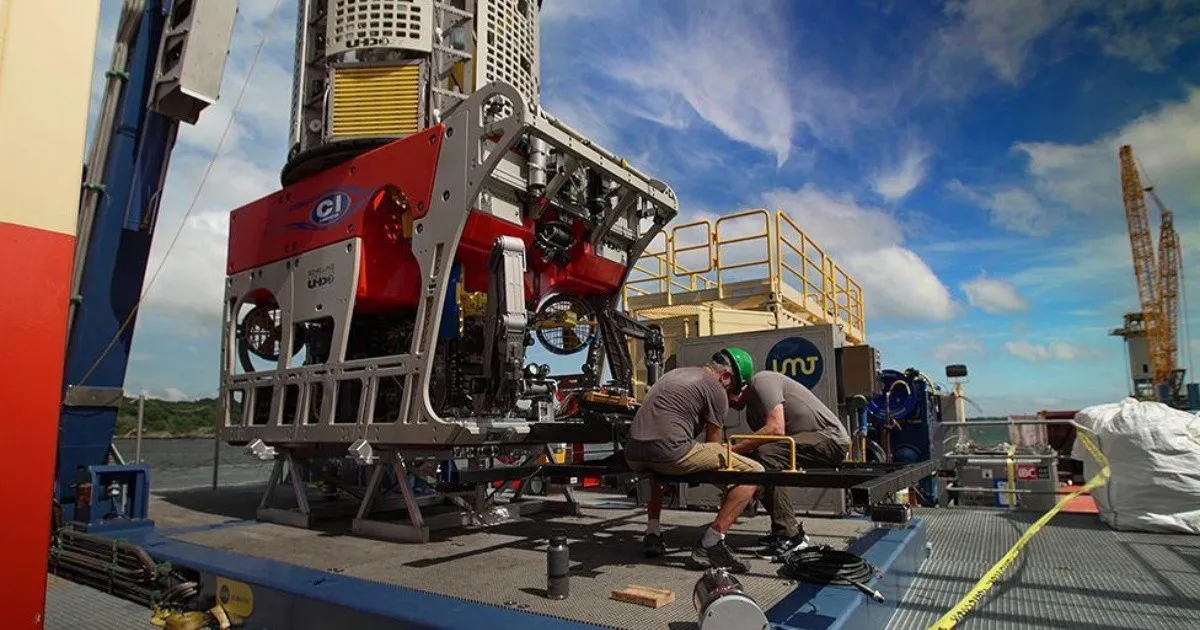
729, 370, 850, 561
624, 348, 763, 573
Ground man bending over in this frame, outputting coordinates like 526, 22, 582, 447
623, 348, 762, 573
729, 370, 850, 561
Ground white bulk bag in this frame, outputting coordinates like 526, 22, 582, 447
1072, 397, 1200, 534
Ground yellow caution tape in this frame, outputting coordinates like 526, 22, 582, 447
930, 428, 1110, 630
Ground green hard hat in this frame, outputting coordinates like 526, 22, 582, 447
716, 347, 754, 391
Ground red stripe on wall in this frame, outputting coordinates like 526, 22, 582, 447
0, 220, 77, 628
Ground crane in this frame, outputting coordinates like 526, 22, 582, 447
1113, 144, 1189, 406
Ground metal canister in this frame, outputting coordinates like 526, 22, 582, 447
692, 568, 768, 630
546, 530, 570, 600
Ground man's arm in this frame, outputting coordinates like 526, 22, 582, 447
705, 422, 723, 444
732, 403, 785, 454
701, 378, 729, 444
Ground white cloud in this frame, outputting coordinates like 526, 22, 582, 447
540, 0, 628, 23
541, 1, 875, 169
933, 339, 986, 362
948, 180, 1055, 236
872, 145, 930, 202
1084, 2, 1200, 73
605, 2, 796, 166
962, 273, 1030, 314
922, 1, 1200, 100
760, 186, 957, 321
977, 88, 1200, 322
932, 0, 1076, 87
124, 387, 192, 402
1016, 86, 1200, 217
1005, 340, 1096, 362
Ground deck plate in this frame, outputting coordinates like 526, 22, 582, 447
887, 508, 1200, 630
158, 486, 871, 628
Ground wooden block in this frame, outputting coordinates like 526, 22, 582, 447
610, 584, 676, 608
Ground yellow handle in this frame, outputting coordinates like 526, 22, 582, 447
724, 435, 802, 472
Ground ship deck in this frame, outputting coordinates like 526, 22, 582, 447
47, 483, 1200, 629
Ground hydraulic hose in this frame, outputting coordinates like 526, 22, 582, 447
780, 545, 884, 602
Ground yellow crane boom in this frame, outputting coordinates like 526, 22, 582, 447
1149, 186, 1181, 381
1118, 144, 1184, 398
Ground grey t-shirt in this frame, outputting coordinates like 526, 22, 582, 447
745, 371, 850, 446
624, 366, 729, 463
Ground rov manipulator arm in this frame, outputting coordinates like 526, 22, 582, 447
585, 301, 665, 396
477, 239, 665, 417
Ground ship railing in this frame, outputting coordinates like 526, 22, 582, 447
621, 208, 865, 340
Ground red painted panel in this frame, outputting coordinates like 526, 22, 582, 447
227, 129, 628, 314
0, 220, 76, 628
226, 127, 445, 275
458, 212, 627, 304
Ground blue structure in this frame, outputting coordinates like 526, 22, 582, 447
71, 464, 154, 533
868, 369, 940, 506
57, 0, 182, 530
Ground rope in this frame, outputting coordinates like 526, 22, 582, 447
780, 545, 884, 602
930, 426, 1111, 629
68, 0, 285, 396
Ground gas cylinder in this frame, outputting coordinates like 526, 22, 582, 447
546, 530, 570, 600
692, 568, 768, 630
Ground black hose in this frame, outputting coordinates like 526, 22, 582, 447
779, 545, 885, 602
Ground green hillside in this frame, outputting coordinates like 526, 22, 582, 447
115, 396, 219, 438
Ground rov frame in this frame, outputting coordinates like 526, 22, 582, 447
217, 84, 678, 541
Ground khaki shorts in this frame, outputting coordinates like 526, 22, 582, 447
627, 442, 765, 475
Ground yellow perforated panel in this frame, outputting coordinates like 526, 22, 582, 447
330, 64, 422, 139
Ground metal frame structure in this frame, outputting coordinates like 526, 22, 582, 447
219, 80, 678, 540
28, 1, 942, 626
450, 460, 938, 512
220, 82, 677, 449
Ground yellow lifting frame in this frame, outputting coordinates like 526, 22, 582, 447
723, 435, 803, 473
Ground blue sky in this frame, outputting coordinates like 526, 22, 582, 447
89, 0, 1200, 415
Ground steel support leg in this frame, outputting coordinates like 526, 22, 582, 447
256, 450, 315, 528
351, 456, 431, 543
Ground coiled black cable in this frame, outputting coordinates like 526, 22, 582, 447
779, 545, 885, 602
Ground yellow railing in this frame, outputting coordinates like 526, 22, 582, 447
622, 208, 866, 337
623, 221, 721, 300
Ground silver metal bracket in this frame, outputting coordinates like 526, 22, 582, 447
245, 439, 277, 462
63, 386, 124, 408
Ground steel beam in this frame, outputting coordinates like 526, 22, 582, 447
449, 460, 938, 507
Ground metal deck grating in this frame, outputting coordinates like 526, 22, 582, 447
45, 573, 152, 629
887, 508, 1200, 630
162, 488, 871, 629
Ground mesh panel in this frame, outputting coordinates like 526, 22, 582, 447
476, 0, 540, 109
328, 0, 433, 55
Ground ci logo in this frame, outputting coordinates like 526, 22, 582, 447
765, 336, 823, 389
310, 191, 352, 227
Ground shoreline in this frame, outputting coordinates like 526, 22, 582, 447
114, 432, 215, 440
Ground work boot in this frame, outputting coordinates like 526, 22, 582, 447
692, 539, 749, 574
757, 532, 784, 546
642, 533, 666, 558
756, 534, 810, 562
